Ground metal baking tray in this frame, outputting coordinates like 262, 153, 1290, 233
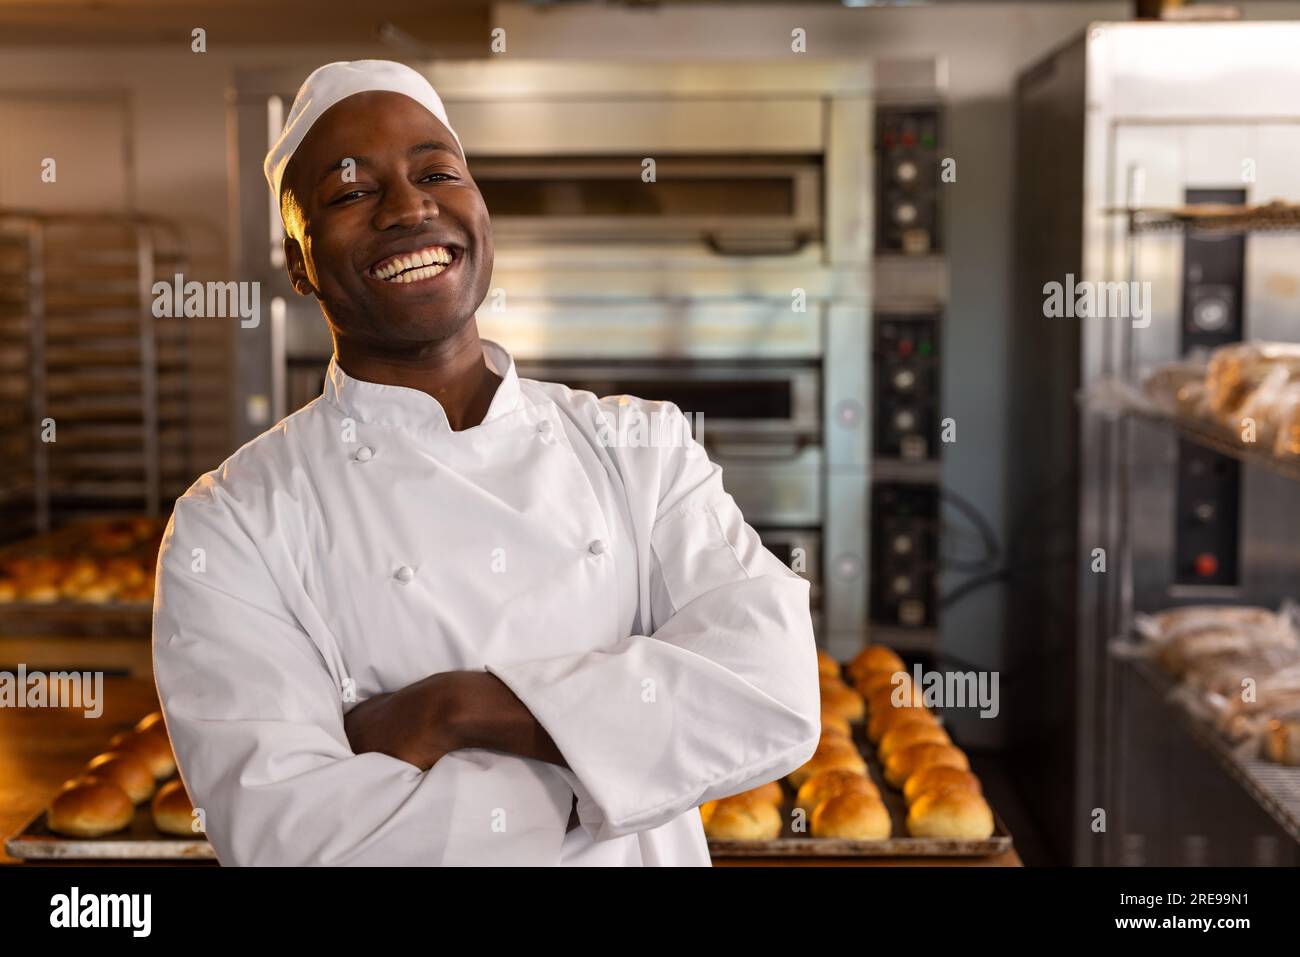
6, 796, 215, 862
707, 725, 1014, 858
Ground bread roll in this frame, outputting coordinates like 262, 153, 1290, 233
703, 794, 783, 840
855, 668, 907, 698
743, 781, 785, 806
903, 766, 983, 806
811, 792, 891, 840
152, 779, 199, 836
847, 644, 906, 682
698, 800, 717, 828
796, 768, 879, 816
878, 722, 951, 762
819, 680, 866, 724
788, 747, 868, 789
816, 649, 841, 680
884, 742, 969, 789
47, 778, 134, 837
83, 752, 155, 805
134, 711, 165, 734
1265, 719, 1300, 765
906, 790, 994, 839
868, 704, 938, 743
820, 711, 852, 739
108, 729, 176, 780
868, 681, 926, 714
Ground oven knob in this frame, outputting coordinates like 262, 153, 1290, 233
1192, 296, 1230, 332
1194, 501, 1216, 524
892, 368, 916, 392
894, 159, 919, 184
892, 534, 913, 555
899, 600, 925, 627
892, 575, 912, 596
893, 202, 918, 225
894, 409, 917, 432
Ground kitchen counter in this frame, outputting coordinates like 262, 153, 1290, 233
3, 677, 1020, 867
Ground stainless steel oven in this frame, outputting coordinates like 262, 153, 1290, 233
233, 59, 912, 657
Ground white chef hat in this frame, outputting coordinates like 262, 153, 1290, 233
263, 59, 464, 201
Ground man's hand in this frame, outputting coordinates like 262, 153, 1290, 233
344, 672, 582, 830
343, 673, 462, 772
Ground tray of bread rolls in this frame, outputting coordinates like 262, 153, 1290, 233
4, 710, 216, 861
705, 645, 1012, 857
0, 517, 166, 636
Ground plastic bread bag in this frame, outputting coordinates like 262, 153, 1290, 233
1271, 381, 1300, 459
1140, 361, 1209, 418
1204, 342, 1300, 420
1133, 604, 1279, 643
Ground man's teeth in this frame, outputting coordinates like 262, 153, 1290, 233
372, 247, 454, 281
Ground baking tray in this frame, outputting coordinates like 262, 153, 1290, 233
5, 800, 215, 861
707, 725, 1013, 858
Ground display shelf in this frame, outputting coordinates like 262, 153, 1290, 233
1120, 654, 1300, 844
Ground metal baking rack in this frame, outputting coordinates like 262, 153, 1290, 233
0, 211, 193, 537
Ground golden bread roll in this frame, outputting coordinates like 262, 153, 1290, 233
108, 729, 176, 780
698, 800, 717, 827
744, 781, 784, 806
878, 721, 952, 762
152, 779, 199, 836
819, 680, 865, 724
867, 681, 926, 713
820, 711, 852, 739
788, 747, 868, 789
855, 668, 907, 698
868, 704, 938, 743
811, 792, 891, 840
47, 778, 134, 838
1265, 719, 1300, 765
847, 645, 906, 682
906, 790, 994, 839
815, 733, 858, 757
134, 711, 165, 734
796, 768, 879, 816
903, 766, 983, 806
884, 742, 969, 789
703, 794, 783, 840
816, 648, 841, 680
83, 752, 155, 805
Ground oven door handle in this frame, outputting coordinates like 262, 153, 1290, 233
704, 233, 810, 257
704, 435, 813, 461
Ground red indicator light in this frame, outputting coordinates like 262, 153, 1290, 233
1194, 553, 1218, 578
898, 339, 914, 357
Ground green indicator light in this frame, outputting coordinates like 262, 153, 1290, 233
918, 341, 933, 357
920, 132, 936, 148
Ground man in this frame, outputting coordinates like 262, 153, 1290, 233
152, 59, 820, 866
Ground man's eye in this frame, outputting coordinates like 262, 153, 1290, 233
420, 172, 455, 183
331, 190, 368, 205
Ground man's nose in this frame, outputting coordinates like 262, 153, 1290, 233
373, 176, 438, 230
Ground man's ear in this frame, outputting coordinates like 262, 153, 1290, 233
283, 236, 314, 297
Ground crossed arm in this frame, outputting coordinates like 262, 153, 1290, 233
341, 670, 582, 829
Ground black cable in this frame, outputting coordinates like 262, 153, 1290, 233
938, 486, 1002, 572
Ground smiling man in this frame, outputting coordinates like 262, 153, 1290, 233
151, 60, 820, 866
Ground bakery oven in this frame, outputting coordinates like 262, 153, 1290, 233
235, 59, 883, 656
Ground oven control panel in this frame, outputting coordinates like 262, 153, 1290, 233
876, 105, 944, 255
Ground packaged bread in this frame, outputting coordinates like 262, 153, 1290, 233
1204, 341, 1300, 427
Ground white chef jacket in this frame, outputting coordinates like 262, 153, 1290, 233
151, 337, 820, 866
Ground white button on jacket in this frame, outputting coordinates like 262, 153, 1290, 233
151, 338, 820, 866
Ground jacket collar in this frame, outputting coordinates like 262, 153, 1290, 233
321, 337, 524, 433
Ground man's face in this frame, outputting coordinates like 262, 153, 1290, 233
279, 90, 493, 351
